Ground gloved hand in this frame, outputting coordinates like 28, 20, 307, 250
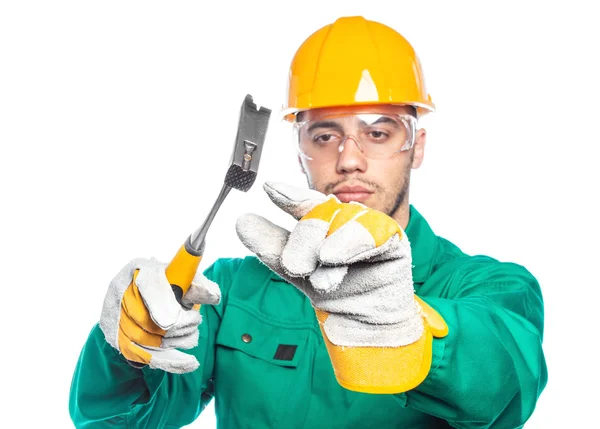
236, 182, 448, 393
100, 257, 221, 374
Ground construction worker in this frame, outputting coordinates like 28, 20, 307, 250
69, 16, 547, 428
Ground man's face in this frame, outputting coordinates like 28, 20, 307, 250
296, 104, 426, 219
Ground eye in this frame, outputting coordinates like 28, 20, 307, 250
367, 130, 389, 141
314, 134, 339, 144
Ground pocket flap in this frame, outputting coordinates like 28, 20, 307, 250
216, 304, 309, 368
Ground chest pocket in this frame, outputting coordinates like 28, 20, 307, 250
214, 302, 313, 428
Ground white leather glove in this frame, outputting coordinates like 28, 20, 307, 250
100, 257, 221, 374
236, 182, 449, 394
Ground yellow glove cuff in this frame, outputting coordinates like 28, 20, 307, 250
316, 297, 448, 394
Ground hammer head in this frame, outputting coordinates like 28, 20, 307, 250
225, 94, 271, 192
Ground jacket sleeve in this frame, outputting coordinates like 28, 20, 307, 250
69, 258, 240, 428
400, 257, 548, 428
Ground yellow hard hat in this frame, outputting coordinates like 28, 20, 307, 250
283, 16, 434, 121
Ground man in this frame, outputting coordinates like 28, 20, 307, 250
69, 16, 547, 428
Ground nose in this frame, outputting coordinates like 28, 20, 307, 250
336, 136, 368, 174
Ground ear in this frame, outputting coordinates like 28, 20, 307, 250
411, 128, 426, 169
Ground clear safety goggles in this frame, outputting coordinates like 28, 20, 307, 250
293, 113, 417, 161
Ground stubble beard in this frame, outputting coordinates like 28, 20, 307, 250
305, 166, 412, 219
386, 167, 410, 219
303, 152, 414, 218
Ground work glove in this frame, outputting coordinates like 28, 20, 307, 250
100, 257, 221, 374
236, 182, 448, 393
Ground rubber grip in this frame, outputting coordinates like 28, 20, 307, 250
165, 244, 202, 306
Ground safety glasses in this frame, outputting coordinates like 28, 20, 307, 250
293, 113, 417, 161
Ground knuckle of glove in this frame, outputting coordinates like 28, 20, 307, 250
185, 274, 222, 305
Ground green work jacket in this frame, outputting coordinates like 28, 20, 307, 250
69, 206, 547, 428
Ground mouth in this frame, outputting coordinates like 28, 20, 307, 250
333, 185, 374, 203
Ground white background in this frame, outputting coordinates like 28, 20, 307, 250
1, 1, 598, 427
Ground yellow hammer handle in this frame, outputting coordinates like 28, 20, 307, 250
165, 242, 202, 305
